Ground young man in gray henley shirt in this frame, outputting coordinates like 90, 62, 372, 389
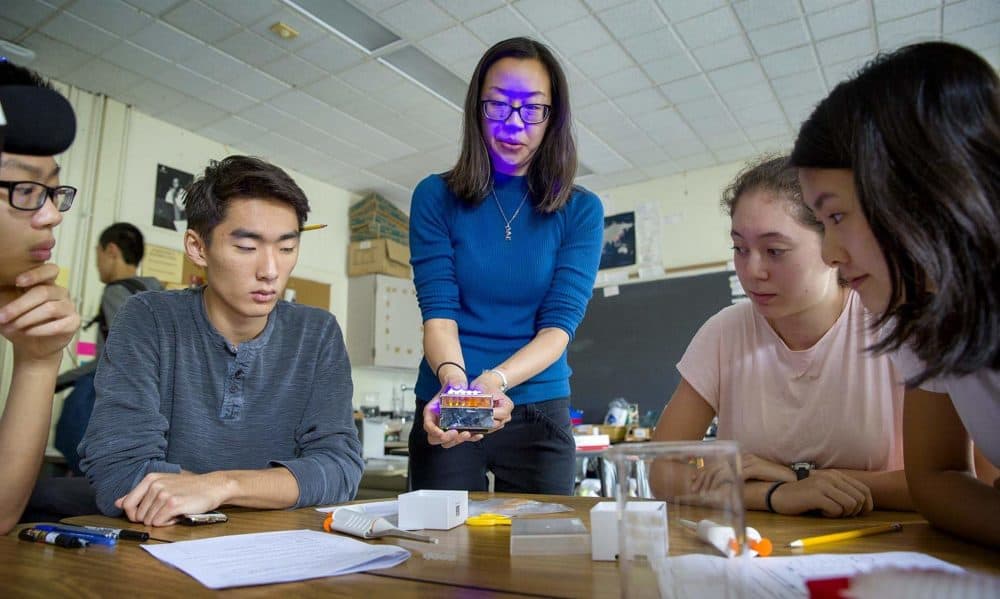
78, 156, 363, 525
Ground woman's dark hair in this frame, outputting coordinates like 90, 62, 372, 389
721, 154, 820, 233
99, 222, 145, 266
790, 42, 1000, 385
185, 155, 310, 244
444, 37, 576, 213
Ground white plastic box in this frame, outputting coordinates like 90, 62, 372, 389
397, 490, 468, 530
590, 500, 668, 561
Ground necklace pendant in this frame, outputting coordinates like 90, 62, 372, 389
504, 225, 512, 241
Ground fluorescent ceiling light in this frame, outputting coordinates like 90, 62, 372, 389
284, 0, 399, 53
379, 46, 467, 109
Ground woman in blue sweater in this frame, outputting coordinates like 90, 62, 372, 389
408, 37, 604, 494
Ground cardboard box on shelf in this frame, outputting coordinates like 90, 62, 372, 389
348, 238, 411, 279
350, 192, 409, 245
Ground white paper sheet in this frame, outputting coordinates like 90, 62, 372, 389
142, 530, 410, 589
316, 499, 398, 519
651, 552, 962, 599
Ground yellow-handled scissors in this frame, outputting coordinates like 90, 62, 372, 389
466, 513, 512, 527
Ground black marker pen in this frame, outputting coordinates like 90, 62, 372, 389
19, 528, 89, 548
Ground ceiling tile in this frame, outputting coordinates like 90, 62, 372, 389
674, 152, 717, 171
21, 33, 93, 79
514, 0, 589, 32
721, 82, 775, 109
801, 0, 856, 14
68, 0, 153, 37
676, 96, 727, 122
595, 65, 652, 96
268, 89, 329, 116
759, 45, 819, 78
225, 62, 290, 100
122, 0, 183, 17
948, 22, 1000, 52
753, 135, 795, 154
642, 52, 700, 85
0, 18, 27, 39
374, 81, 439, 113
807, 0, 871, 41
659, 74, 715, 103
297, 35, 367, 74
59, 58, 143, 98
217, 30, 285, 66
731, 101, 785, 126
41, 12, 120, 55
339, 60, 407, 93
712, 143, 756, 162
546, 16, 613, 56
259, 53, 327, 87
303, 76, 366, 106
770, 69, 826, 97
877, 9, 939, 50
656, 0, 727, 24
873, 0, 939, 23
445, 54, 480, 82
156, 64, 217, 97
640, 161, 681, 179
615, 87, 668, 115
743, 120, 791, 142
366, 111, 447, 151
816, 29, 875, 64
706, 61, 765, 92
582, 0, 631, 11
747, 19, 809, 55
821, 56, 866, 85
200, 115, 266, 147
573, 44, 634, 80
210, 0, 277, 26
663, 138, 708, 159
635, 107, 690, 135
465, 6, 533, 46
620, 28, 685, 63
162, 0, 240, 44
674, 6, 740, 49
184, 45, 247, 83
576, 99, 626, 127
4, 0, 61, 28
197, 83, 257, 112
157, 99, 227, 129
597, 0, 664, 39
98, 39, 170, 77
248, 6, 327, 51
129, 20, 203, 62
352, 0, 407, 14
433, 0, 504, 21
944, 0, 1000, 34
732, 0, 800, 31
692, 36, 752, 70
126, 79, 191, 114
419, 26, 486, 66
566, 73, 605, 108
379, 0, 455, 39
239, 102, 302, 133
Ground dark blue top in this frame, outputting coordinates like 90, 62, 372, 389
409, 173, 603, 405
78, 288, 363, 516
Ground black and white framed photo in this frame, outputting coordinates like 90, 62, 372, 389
600, 211, 636, 270
153, 164, 193, 231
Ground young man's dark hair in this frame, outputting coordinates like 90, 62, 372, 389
184, 155, 310, 244
98, 222, 145, 266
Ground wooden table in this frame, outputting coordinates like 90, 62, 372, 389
3, 494, 996, 597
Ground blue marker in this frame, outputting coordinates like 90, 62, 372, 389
33, 524, 117, 546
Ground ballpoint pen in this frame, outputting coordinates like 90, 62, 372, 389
33, 524, 116, 546
19, 528, 90, 548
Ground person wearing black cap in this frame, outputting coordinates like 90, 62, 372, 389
0, 59, 81, 533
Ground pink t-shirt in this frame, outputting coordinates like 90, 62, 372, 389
677, 291, 904, 471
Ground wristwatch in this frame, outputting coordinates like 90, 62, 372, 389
791, 462, 815, 480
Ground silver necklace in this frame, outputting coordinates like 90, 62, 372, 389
491, 188, 529, 241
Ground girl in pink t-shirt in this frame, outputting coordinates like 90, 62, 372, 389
653, 156, 909, 517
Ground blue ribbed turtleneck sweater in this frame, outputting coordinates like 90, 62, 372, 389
409, 172, 604, 405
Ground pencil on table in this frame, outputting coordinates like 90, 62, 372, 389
787, 523, 903, 548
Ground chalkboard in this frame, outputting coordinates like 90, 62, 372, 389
567, 271, 733, 424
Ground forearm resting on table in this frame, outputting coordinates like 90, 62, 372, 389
0, 358, 59, 532
831, 469, 913, 511
214, 467, 300, 509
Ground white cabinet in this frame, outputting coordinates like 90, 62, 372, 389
347, 274, 423, 369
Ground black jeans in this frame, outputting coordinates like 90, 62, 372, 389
408, 398, 576, 495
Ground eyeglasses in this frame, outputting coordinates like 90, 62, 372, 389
480, 100, 551, 124
0, 180, 77, 212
